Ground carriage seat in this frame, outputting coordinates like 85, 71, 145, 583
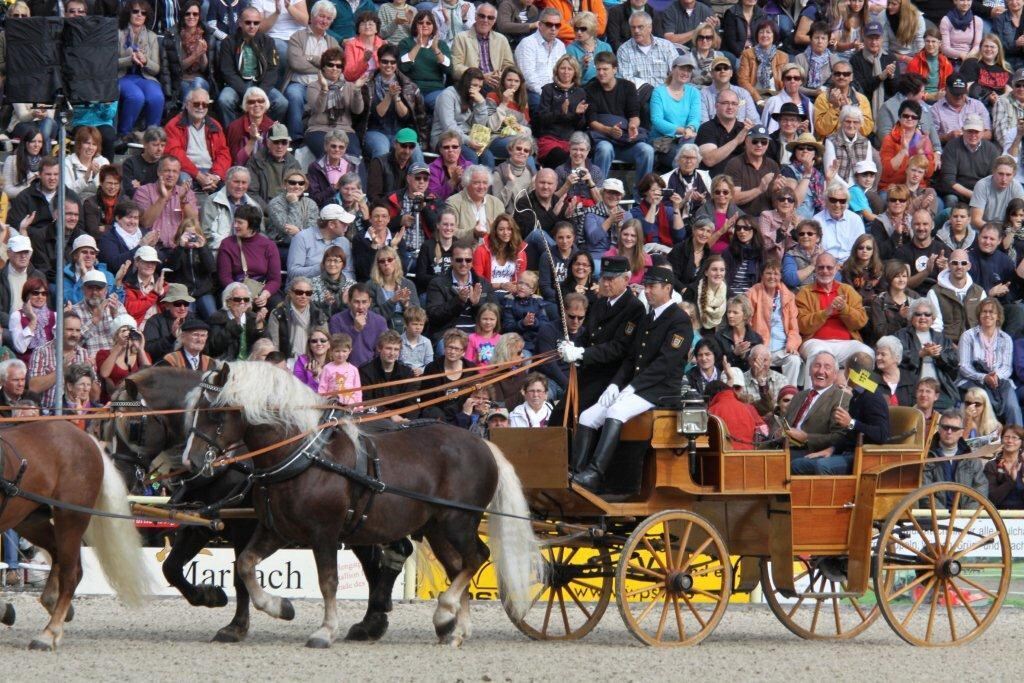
854, 406, 927, 489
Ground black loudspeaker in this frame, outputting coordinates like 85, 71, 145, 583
5, 16, 118, 105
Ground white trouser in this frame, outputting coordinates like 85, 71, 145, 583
579, 388, 655, 429
771, 348, 803, 388
799, 339, 874, 387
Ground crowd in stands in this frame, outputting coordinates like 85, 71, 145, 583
0, 0, 1020, 574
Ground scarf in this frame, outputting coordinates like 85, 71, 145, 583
289, 305, 310, 357
861, 48, 886, 119
1008, 225, 1024, 264
115, 223, 142, 250
373, 72, 397, 110
698, 279, 727, 329
754, 44, 778, 91
180, 25, 206, 76
804, 47, 831, 89
27, 304, 51, 350
946, 8, 975, 32
324, 80, 347, 126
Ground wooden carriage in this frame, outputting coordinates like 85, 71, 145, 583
489, 406, 1012, 648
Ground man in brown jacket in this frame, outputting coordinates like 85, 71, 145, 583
795, 252, 873, 386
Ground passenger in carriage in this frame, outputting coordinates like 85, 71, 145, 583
707, 368, 767, 451
790, 351, 891, 475
567, 267, 692, 492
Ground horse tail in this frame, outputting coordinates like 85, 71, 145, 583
484, 441, 539, 621
82, 437, 154, 607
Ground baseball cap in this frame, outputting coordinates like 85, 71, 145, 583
135, 245, 160, 262
407, 162, 430, 176
946, 74, 967, 95
485, 407, 510, 423
1014, 67, 1024, 85
7, 234, 32, 253
963, 115, 985, 132
854, 159, 878, 175
81, 270, 108, 287
395, 128, 418, 145
267, 123, 290, 141
748, 124, 771, 140
711, 55, 732, 70
672, 54, 697, 69
72, 234, 99, 253
602, 178, 624, 194
864, 21, 883, 36
320, 204, 356, 222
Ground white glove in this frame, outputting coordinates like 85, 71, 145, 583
558, 341, 585, 364
598, 384, 620, 408
620, 385, 635, 398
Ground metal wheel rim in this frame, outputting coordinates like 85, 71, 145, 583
759, 556, 880, 641
615, 510, 731, 647
873, 482, 1012, 647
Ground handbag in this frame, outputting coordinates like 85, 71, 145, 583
236, 235, 265, 301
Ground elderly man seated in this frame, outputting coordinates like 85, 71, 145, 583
789, 352, 890, 475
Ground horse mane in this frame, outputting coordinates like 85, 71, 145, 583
208, 361, 323, 434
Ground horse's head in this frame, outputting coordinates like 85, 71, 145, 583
114, 367, 202, 458
182, 364, 246, 474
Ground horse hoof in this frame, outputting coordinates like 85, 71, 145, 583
434, 617, 457, 642
204, 588, 229, 608
28, 639, 52, 652
1, 604, 15, 626
211, 627, 246, 643
64, 605, 74, 623
279, 599, 295, 621
344, 623, 371, 641
305, 637, 331, 649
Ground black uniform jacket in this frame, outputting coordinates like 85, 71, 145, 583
576, 289, 646, 408
834, 383, 891, 454
611, 304, 694, 405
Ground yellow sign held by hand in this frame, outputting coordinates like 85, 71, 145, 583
848, 368, 878, 393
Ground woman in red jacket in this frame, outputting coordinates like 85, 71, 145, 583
708, 369, 767, 451
879, 99, 935, 190
472, 213, 527, 293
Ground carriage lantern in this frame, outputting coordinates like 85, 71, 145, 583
676, 377, 707, 437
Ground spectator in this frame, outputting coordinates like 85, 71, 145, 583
26, 311, 91, 409
984, 425, 1024, 509
120, 245, 166, 327
164, 88, 232, 195
282, 1, 340, 143
874, 334, 914, 405
662, 0, 717, 54
584, 52, 654, 186
881, 0, 926, 69
367, 245, 418, 332
895, 298, 960, 408
906, 26, 954, 103
970, 223, 1023, 336
868, 186, 912, 261
926, 248, 985, 345
631, 173, 686, 248
215, 204, 282, 313
970, 156, 1024, 229
450, 3, 515, 86
963, 385, 1003, 444
741, 344, 788, 416
95, 314, 150, 400
894, 209, 946, 294
934, 203, 976, 252
879, 100, 936, 191
366, 128, 422, 205
425, 240, 498, 341
420, 328, 478, 424
8, 276, 53, 362
64, 126, 110, 200
208, 282, 268, 360
0, 235, 44, 344
71, 270, 129, 356
327, 0, 374, 41
501, 271, 548, 353
171, 0, 213, 106
960, 34, 1010, 106
318, 332, 360, 402
813, 60, 873, 139
352, 203, 408, 281
780, 133, 828, 219
225, 87, 278, 165
515, 8, 565, 111
724, 125, 781, 217
268, 276, 331, 359
359, 329, 417, 419
293, 326, 331, 391
143, 283, 196, 360
737, 18, 787, 108
866, 260, 918, 344
508, 372, 552, 426
939, 0, 983, 65
762, 68, 815, 140
267, 170, 319, 262
686, 253, 728, 334
310, 245, 351, 316
134, 156, 200, 250
722, 216, 765, 296
913, 377, 942, 424
534, 291, 586, 394
491, 134, 535, 207
308, 138, 366, 209
822, 105, 874, 187
201, 166, 264, 250
709, 371, 767, 450
811, 181, 865, 263
0, 125, 44, 201
164, 218, 217, 320
615, 11, 677, 117
686, 337, 725, 398
328, 282, 388, 366
397, 10, 453, 111
696, 88, 752, 179
922, 409, 988, 507
936, 116, 1000, 213
934, 73, 992, 145
117, 1, 164, 141
415, 208, 458, 293
446, 164, 505, 242
465, 302, 502, 364
121, 126, 166, 195
9, 157, 79, 237
850, 21, 897, 116
747, 259, 802, 387
958, 298, 1023, 426
216, 7, 288, 126
472, 213, 526, 293
559, 251, 598, 306
61, 363, 101, 433
63, 234, 124, 307
154, 317, 213, 369
245, 123, 301, 204
430, 68, 496, 166
82, 165, 130, 239
494, 0, 539, 50
715, 294, 763, 371
358, 47, 429, 164
399, 306, 433, 375
564, 11, 613, 86
795, 252, 873, 382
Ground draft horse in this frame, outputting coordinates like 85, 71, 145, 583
183, 361, 539, 648
115, 366, 417, 643
0, 420, 151, 650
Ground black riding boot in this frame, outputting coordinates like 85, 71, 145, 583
569, 426, 598, 474
573, 419, 623, 492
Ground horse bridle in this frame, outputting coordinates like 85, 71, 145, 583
187, 380, 247, 476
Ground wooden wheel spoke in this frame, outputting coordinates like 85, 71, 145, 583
947, 581, 983, 626
672, 594, 685, 642
561, 546, 581, 566
626, 560, 666, 581
888, 570, 935, 602
889, 535, 936, 563
951, 531, 998, 560
541, 586, 556, 633
688, 562, 723, 579
557, 589, 571, 635
927, 493, 940, 553
882, 563, 935, 571
655, 595, 672, 642
951, 573, 998, 599
690, 586, 724, 602
641, 536, 669, 574
944, 492, 963, 552
568, 578, 608, 595
946, 506, 984, 557
565, 585, 594, 620
623, 581, 666, 600
944, 581, 958, 642
924, 578, 939, 642
679, 592, 708, 628
900, 576, 935, 628
793, 566, 812, 584
662, 524, 676, 573
634, 588, 664, 625
848, 597, 868, 621
907, 513, 939, 557
785, 594, 808, 619
673, 522, 693, 573
679, 537, 714, 573
809, 595, 822, 633
527, 586, 546, 614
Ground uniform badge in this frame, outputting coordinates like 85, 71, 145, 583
671, 334, 684, 348
625, 322, 636, 335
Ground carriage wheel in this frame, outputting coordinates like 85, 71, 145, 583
874, 483, 1012, 647
504, 537, 614, 641
616, 510, 731, 647
759, 556, 879, 640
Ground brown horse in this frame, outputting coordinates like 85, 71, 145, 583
183, 361, 538, 648
0, 420, 152, 650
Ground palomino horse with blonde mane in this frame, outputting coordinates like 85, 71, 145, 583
183, 361, 539, 648
1, 420, 152, 650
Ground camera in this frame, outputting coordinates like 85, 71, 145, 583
186, 233, 199, 243
128, 330, 142, 342
574, 168, 586, 180
410, 195, 426, 212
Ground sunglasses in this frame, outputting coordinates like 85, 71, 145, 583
735, 224, 753, 232
888, 197, 907, 203
379, 59, 398, 65
901, 113, 920, 120
477, 13, 496, 20
574, 26, 588, 32
912, 312, 932, 317
815, 265, 836, 271
190, 101, 210, 109
441, 144, 460, 150
778, 196, 796, 203
542, 21, 561, 27
714, 65, 732, 72
169, 301, 190, 307
566, 314, 585, 321
713, 189, 730, 196
832, 71, 852, 77
797, 231, 817, 237
183, 10, 200, 16
325, 62, 343, 68
949, 260, 969, 266
398, 142, 417, 149
311, 338, 329, 344
229, 297, 251, 303
292, 290, 313, 296
697, 34, 714, 40
287, 179, 306, 186
377, 257, 395, 265
783, 75, 802, 81
939, 424, 963, 431
243, 19, 261, 25
247, 99, 267, 105
750, 139, 768, 146
453, 257, 473, 264
131, 8, 148, 14
29, 290, 47, 296
828, 197, 848, 204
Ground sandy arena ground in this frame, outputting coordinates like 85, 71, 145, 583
0, 594, 1019, 681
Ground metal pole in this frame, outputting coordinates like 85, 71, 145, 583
53, 94, 67, 414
